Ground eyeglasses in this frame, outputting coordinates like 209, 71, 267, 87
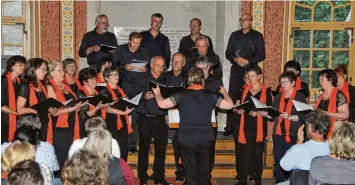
279, 80, 291, 84
109, 73, 119, 77
39, 67, 47, 72
66, 64, 77, 69
239, 18, 252, 22
98, 21, 109, 26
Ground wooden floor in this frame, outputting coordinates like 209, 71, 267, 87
127, 136, 275, 180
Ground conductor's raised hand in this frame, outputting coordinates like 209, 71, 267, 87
219, 86, 228, 95
124, 106, 134, 114
144, 91, 155, 100
151, 85, 161, 96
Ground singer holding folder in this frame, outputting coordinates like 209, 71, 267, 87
261, 71, 307, 183
63, 58, 82, 94
234, 65, 272, 185
334, 65, 354, 123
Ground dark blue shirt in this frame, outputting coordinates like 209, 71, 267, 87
165, 71, 187, 87
140, 30, 171, 69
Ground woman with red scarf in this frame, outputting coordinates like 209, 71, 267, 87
100, 66, 134, 161
63, 58, 81, 93
235, 65, 272, 185
45, 60, 86, 170
334, 65, 355, 123
96, 57, 112, 84
1, 56, 26, 143
262, 71, 307, 183
17, 58, 53, 143
314, 69, 349, 139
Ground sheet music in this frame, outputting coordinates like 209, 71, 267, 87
292, 100, 314, 112
251, 96, 268, 109
130, 61, 148, 72
122, 92, 143, 105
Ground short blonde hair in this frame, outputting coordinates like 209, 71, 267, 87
329, 121, 355, 160
84, 117, 107, 134
1, 141, 36, 174
82, 129, 112, 164
47, 60, 63, 79
187, 67, 205, 86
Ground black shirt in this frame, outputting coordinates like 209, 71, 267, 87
317, 91, 347, 111
165, 71, 187, 87
129, 71, 167, 116
140, 30, 171, 69
185, 51, 222, 79
170, 89, 222, 144
205, 75, 223, 93
1, 75, 20, 126
112, 44, 150, 70
78, 29, 118, 65
225, 29, 265, 65
178, 34, 214, 57
349, 85, 355, 123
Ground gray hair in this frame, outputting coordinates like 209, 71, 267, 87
195, 35, 209, 46
172, 52, 186, 63
95, 14, 108, 23
329, 121, 355, 160
195, 56, 210, 66
84, 117, 107, 134
83, 129, 112, 164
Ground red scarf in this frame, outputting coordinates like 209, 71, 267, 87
80, 86, 107, 119
238, 84, 266, 144
340, 82, 350, 104
314, 88, 338, 139
49, 80, 80, 141
29, 81, 54, 143
279, 77, 302, 92
106, 84, 133, 134
5, 72, 20, 141
96, 73, 104, 83
276, 89, 297, 143
64, 74, 82, 90
187, 84, 204, 90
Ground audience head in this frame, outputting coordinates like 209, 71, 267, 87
103, 66, 119, 85
279, 71, 297, 92
334, 64, 348, 88
305, 110, 330, 140
150, 56, 165, 76
187, 67, 205, 86
4, 55, 26, 75
97, 57, 112, 73
63, 58, 77, 76
84, 116, 107, 134
318, 69, 337, 89
329, 122, 355, 160
246, 65, 262, 85
7, 160, 44, 185
78, 68, 97, 88
47, 60, 65, 82
2, 141, 35, 174
17, 114, 41, 130
195, 56, 210, 78
190, 18, 202, 34
150, 13, 163, 31
171, 53, 186, 72
24, 58, 48, 85
195, 36, 209, 56
95, 14, 109, 33
128, 32, 143, 52
62, 150, 108, 185
284, 60, 301, 76
83, 129, 112, 164
13, 125, 41, 147
240, 13, 253, 30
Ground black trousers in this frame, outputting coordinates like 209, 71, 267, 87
128, 110, 139, 151
236, 134, 264, 182
171, 129, 185, 177
138, 115, 168, 182
1, 123, 9, 144
273, 134, 297, 183
231, 113, 241, 175
180, 141, 214, 185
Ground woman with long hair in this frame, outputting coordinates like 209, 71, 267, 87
63, 58, 82, 93
1, 55, 26, 143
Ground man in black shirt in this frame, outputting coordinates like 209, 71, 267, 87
195, 56, 222, 93
225, 13, 265, 137
128, 56, 171, 185
140, 13, 171, 70
151, 67, 233, 185
178, 18, 214, 57
79, 14, 118, 72
186, 36, 222, 80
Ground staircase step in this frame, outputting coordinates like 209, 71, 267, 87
128, 164, 273, 178
148, 140, 236, 152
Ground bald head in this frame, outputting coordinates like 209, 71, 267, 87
240, 13, 253, 30
150, 56, 165, 76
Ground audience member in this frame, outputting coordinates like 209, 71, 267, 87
7, 160, 44, 185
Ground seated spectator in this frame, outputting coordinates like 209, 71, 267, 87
83, 129, 134, 185
61, 150, 108, 185
1, 141, 52, 185
7, 160, 44, 185
68, 116, 121, 158
309, 121, 355, 185
1, 124, 60, 172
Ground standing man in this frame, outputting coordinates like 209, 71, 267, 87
129, 56, 171, 185
186, 36, 222, 80
79, 14, 118, 71
178, 18, 214, 57
113, 32, 150, 153
141, 13, 171, 70
224, 13, 265, 136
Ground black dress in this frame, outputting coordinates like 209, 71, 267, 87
17, 82, 48, 141
348, 85, 355, 123
1, 76, 20, 143
101, 88, 129, 161
317, 91, 347, 111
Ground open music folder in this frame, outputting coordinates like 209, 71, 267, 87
292, 100, 314, 114
251, 96, 281, 118
149, 81, 185, 99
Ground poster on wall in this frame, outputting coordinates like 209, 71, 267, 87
114, 27, 190, 55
